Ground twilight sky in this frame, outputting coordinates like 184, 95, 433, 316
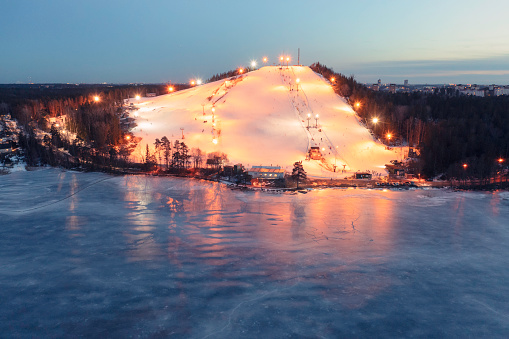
2, 0, 509, 84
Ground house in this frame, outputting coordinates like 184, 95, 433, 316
223, 164, 244, 177
355, 172, 372, 179
48, 115, 67, 128
248, 166, 285, 180
386, 160, 405, 177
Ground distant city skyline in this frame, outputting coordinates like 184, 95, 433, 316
2, 0, 509, 84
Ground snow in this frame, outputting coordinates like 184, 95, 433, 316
1, 169, 509, 337
129, 66, 400, 177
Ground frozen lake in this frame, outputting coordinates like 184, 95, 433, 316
1, 169, 509, 337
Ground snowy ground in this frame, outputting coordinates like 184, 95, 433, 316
1, 169, 509, 337
129, 66, 400, 177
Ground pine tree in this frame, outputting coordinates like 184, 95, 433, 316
292, 161, 307, 189
154, 138, 162, 166
161, 136, 171, 170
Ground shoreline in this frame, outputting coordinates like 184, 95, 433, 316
8, 165, 509, 193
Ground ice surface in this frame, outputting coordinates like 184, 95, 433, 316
129, 66, 400, 177
1, 169, 509, 337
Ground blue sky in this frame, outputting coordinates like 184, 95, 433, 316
1, 0, 509, 84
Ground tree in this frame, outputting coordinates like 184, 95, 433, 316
154, 138, 162, 166
292, 161, 307, 189
161, 136, 171, 170
144, 144, 156, 170
180, 142, 190, 169
172, 140, 181, 169
191, 148, 204, 168
50, 123, 62, 148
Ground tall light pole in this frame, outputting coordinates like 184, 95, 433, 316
307, 113, 311, 129
315, 114, 319, 128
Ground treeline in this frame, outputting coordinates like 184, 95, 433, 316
0, 84, 188, 123
207, 67, 248, 83
0, 84, 184, 170
145, 137, 228, 173
310, 62, 509, 178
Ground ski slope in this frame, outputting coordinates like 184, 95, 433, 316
129, 66, 401, 177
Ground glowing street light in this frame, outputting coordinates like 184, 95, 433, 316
307, 113, 311, 128
190, 80, 196, 86
212, 138, 218, 144
386, 133, 392, 142
498, 158, 504, 163
330, 77, 335, 83
125, 135, 131, 141
355, 102, 361, 108
263, 57, 268, 63
463, 163, 468, 169
251, 60, 257, 68
135, 95, 141, 100
238, 68, 244, 74
197, 79, 202, 85
93, 96, 100, 102
168, 86, 174, 92
211, 107, 215, 113
372, 117, 379, 124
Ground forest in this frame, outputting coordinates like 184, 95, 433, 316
0, 84, 178, 171
0, 83, 243, 180
310, 62, 509, 179
1, 65, 509, 181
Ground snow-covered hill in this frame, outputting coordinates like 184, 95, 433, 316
129, 66, 401, 177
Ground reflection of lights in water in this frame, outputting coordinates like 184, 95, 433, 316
119, 177, 396, 293
166, 196, 184, 213
123, 176, 163, 261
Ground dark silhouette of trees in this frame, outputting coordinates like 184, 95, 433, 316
292, 161, 307, 189
160, 136, 172, 170
310, 62, 509, 179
